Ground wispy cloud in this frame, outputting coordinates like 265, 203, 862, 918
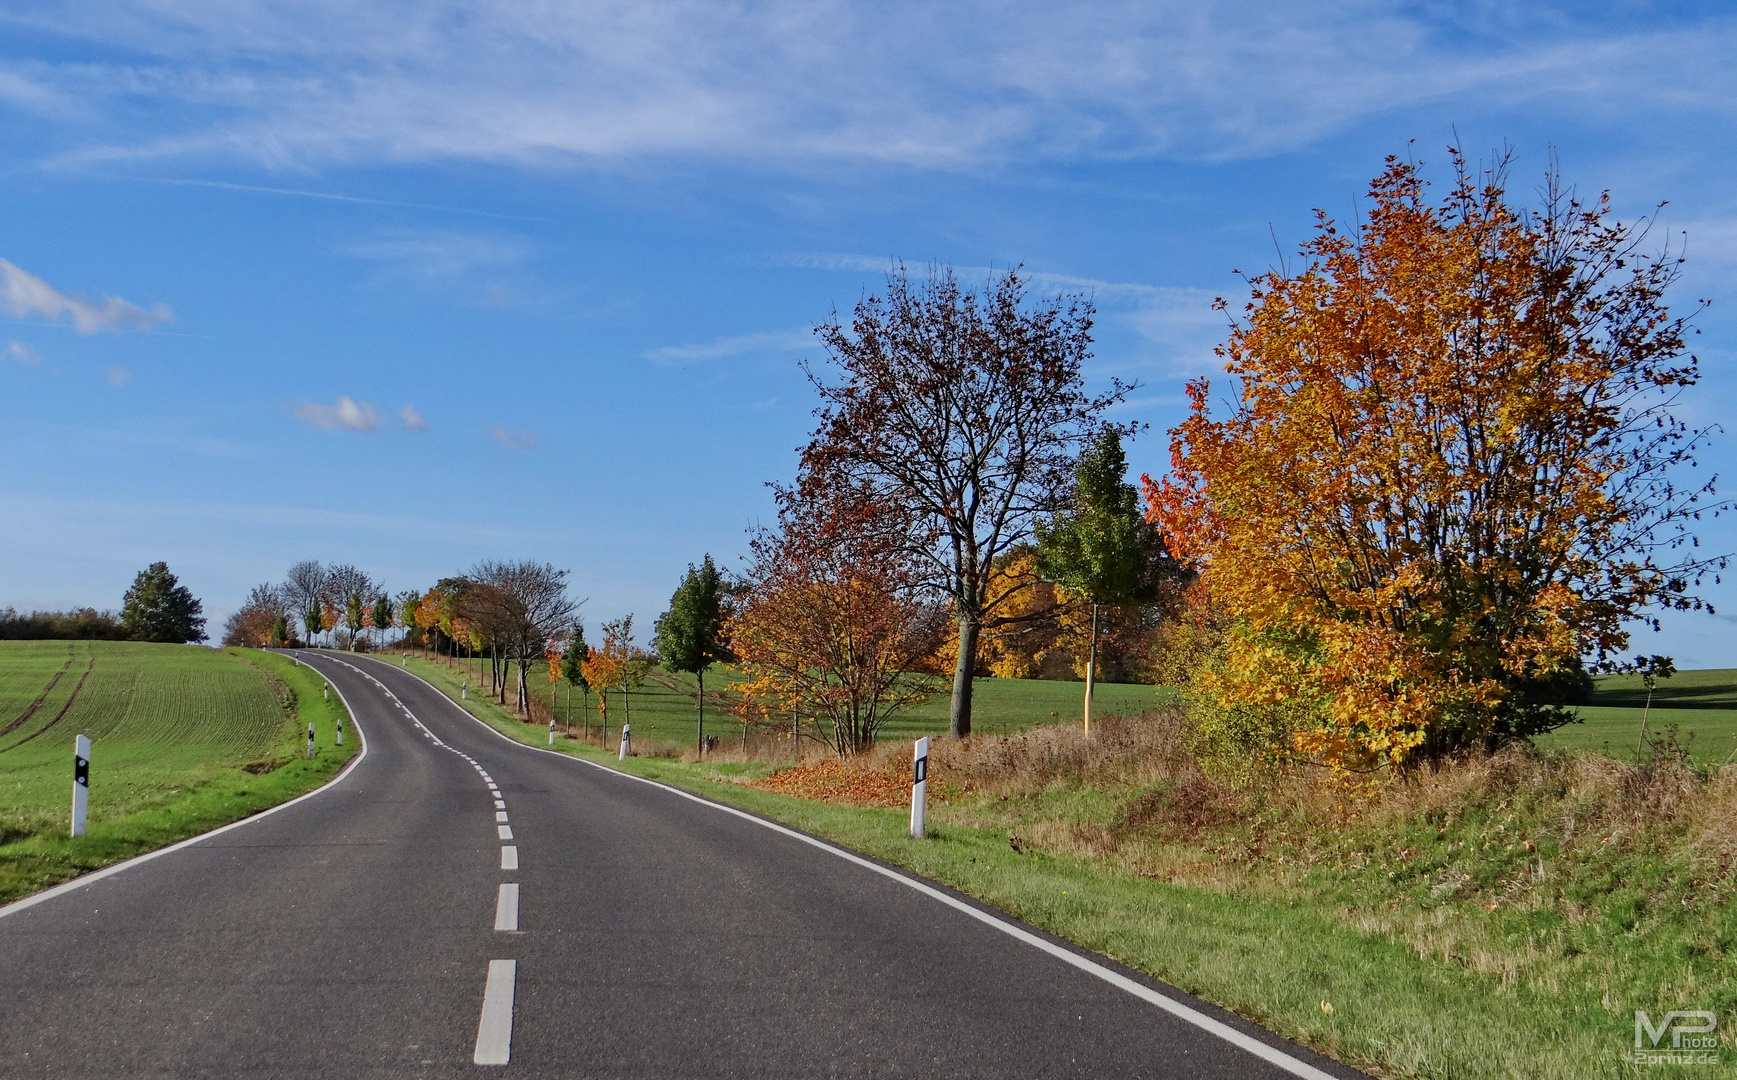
642, 328, 813, 366
399, 404, 427, 432
0, 258, 173, 333
12, 5, 1737, 171
487, 425, 536, 450
783, 253, 1227, 374
292, 395, 378, 432
343, 228, 533, 283
103, 366, 130, 387
6, 341, 41, 366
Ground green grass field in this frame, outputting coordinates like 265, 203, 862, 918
410, 649, 1173, 751
0, 643, 355, 903
1537, 667, 1737, 762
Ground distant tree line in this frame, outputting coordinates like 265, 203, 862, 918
2, 562, 206, 644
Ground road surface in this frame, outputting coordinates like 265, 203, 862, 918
0, 651, 1361, 1078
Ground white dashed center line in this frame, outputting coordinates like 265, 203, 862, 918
495, 811, 510, 823
494, 883, 520, 931
473, 959, 517, 1065
498, 825, 513, 840
494, 799, 506, 809
501, 846, 518, 870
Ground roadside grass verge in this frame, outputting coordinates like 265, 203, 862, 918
399, 654, 1730, 1078
0, 647, 355, 905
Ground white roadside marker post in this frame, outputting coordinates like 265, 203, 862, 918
911, 736, 929, 838
548, 716, 555, 746
71, 734, 91, 837
618, 722, 631, 761
323, 683, 329, 701
463, 679, 468, 700
306, 722, 316, 758
336, 714, 344, 746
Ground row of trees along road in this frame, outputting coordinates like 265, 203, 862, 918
1146, 150, 1729, 775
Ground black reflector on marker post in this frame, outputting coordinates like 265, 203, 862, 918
911, 736, 929, 838
71, 734, 91, 837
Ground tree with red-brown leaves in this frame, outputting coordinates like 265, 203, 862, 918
732, 474, 946, 756
803, 264, 1131, 737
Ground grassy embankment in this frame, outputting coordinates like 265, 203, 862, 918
399, 652, 1736, 1079
0, 642, 355, 904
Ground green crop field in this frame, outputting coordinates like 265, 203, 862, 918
1537, 667, 1737, 762
0, 642, 354, 903
405, 650, 1174, 751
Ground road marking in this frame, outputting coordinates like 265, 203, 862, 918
494, 799, 506, 809
494, 883, 520, 931
501, 846, 518, 870
498, 825, 513, 840
495, 811, 509, 823
473, 959, 516, 1065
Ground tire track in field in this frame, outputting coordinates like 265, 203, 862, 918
0, 645, 76, 745
0, 655, 97, 754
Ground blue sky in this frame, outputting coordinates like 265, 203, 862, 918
2, 1, 1735, 665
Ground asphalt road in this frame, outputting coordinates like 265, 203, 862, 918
0, 651, 1363, 1079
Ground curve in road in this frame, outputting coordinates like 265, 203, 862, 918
0, 650, 1363, 1079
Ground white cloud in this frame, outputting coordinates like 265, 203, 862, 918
487, 425, 536, 450
11, 4, 1737, 170
399, 404, 427, 432
103, 366, 130, 387
642, 328, 813, 366
6, 341, 41, 366
292, 395, 378, 432
0, 258, 173, 333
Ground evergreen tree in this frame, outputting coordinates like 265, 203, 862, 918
561, 623, 591, 732
654, 555, 730, 755
120, 562, 207, 644
1037, 428, 1178, 731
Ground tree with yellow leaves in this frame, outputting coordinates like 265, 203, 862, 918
1147, 149, 1726, 773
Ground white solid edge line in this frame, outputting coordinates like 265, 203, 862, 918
501, 846, 519, 870
360, 655, 1341, 1080
473, 958, 516, 1065
0, 651, 370, 922
494, 883, 519, 931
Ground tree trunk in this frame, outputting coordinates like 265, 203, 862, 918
949, 614, 979, 739
1083, 603, 1098, 736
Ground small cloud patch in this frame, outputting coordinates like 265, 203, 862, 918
400, 404, 428, 432
293, 395, 379, 432
487, 425, 536, 450
6, 340, 40, 366
104, 366, 130, 387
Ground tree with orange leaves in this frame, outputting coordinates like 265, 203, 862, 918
732, 474, 946, 756
581, 617, 632, 740
1146, 149, 1726, 773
